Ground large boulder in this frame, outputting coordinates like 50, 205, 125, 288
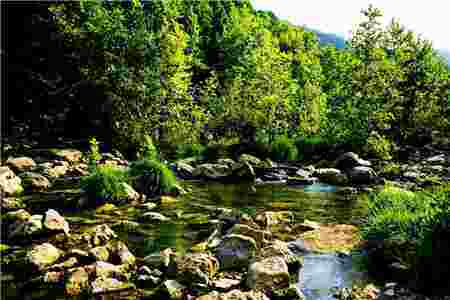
334, 152, 371, 171
27, 243, 63, 271
215, 234, 257, 270
193, 163, 231, 180
20, 172, 51, 191
6, 157, 36, 173
347, 166, 378, 184
246, 256, 290, 290
0, 166, 23, 196
314, 168, 348, 185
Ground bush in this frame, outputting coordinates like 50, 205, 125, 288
365, 131, 394, 160
139, 135, 159, 161
270, 135, 298, 161
362, 183, 450, 245
129, 159, 177, 194
80, 164, 130, 203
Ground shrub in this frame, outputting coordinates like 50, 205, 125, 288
88, 137, 102, 169
362, 183, 450, 245
80, 164, 129, 203
175, 143, 206, 160
270, 135, 298, 161
129, 159, 177, 194
139, 135, 159, 161
365, 131, 394, 160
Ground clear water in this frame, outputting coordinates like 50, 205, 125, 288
4, 180, 369, 299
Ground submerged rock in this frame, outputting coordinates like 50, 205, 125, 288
216, 234, 257, 270
314, 168, 348, 185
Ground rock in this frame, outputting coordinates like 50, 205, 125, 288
91, 277, 133, 294
116, 182, 140, 204
425, 154, 447, 165
143, 248, 174, 271
27, 243, 63, 271
193, 163, 231, 180
65, 267, 90, 296
159, 279, 186, 300
19, 172, 51, 191
93, 261, 128, 279
239, 154, 263, 167
43, 270, 65, 284
43, 209, 70, 235
292, 220, 320, 234
1, 197, 25, 211
0, 166, 23, 196
272, 285, 305, 300
402, 171, 421, 181
48, 257, 79, 271
247, 256, 290, 291
6, 157, 36, 173
196, 289, 270, 300
140, 212, 170, 223
258, 240, 290, 260
232, 161, 256, 181
83, 224, 117, 246
174, 161, 195, 179
70, 163, 89, 176
212, 277, 241, 291
176, 253, 219, 286
255, 211, 294, 230
159, 195, 178, 206
261, 172, 288, 182
9, 214, 43, 239
45, 164, 69, 178
335, 152, 371, 171
96, 203, 118, 214
314, 168, 347, 185
107, 241, 136, 267
216, 234, 257, 270
52, 149, 83, 163
228, 224, 271, 249
89, 246, 110, 262
347, 166, 378, 184
4, 208, 31, 222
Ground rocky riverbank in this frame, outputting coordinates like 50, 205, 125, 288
1, 140, 449, 299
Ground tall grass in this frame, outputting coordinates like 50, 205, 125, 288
129, 159, 177, 194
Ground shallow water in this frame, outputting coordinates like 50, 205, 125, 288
5, 180, 369, 299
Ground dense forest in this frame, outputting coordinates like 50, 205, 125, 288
3, 0, 450, 159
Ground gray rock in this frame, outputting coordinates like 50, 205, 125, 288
314, 168, 348, 185
20, 172, 51, 191
216, 234, 257, 270
246, 256, 290, 290
239, 154, 263, 167
0, 166, 23, 196
335, 152, 371, 170
193, 163, 231, 180
174, 161, 195, 179
140, 212, 170, 223
347, 166, 377, 184
176, 253, 219, 286
425, 154, 447, 165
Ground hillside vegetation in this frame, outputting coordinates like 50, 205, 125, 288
4, 0, 450, 159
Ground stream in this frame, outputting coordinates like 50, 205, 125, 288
3, 179, 370, 300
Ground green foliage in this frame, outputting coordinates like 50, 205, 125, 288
88, 137, 102, 169
129, 159, 177, 194
362, 183, 450, 247
80, 164, 129, 202
175, 143, 206, 160
270, 135, 298, 161
365, 131, 394, 160
139, 135, 159, 161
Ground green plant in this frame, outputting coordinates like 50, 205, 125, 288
88, 137, 102, 169
80, 164, 129, 203
175, 143, 206, 160
129, 159, 177, 194
365, 131, 394, 160
270, 135, 298, 161
140, 135, 159, 161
